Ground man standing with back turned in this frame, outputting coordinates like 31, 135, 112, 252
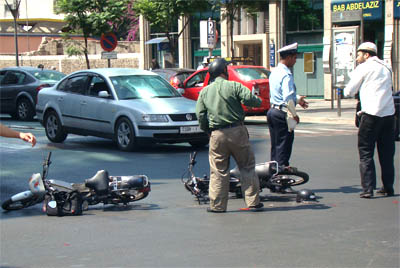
344, 42, 395, 198
267, 43, 308, 169
196, 58, 263, 213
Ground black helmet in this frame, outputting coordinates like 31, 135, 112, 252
296, 189, 317, 203
208, 58, 228, 79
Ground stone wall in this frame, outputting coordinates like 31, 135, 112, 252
0, 37, 142, 74
0, 54, 141, 74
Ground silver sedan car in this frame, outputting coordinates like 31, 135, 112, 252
36, 68, 208, 151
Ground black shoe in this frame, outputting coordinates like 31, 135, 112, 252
376, 188, 394, 196
206, 208, 226, 213
360, 192, 373, 198
248, 203, 264, 211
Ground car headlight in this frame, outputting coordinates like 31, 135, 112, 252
142, 114, 169, 122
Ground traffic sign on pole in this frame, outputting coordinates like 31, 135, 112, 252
100, 33, 118, 52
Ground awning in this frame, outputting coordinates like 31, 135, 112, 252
145, 37, 168, 44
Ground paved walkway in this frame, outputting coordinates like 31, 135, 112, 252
245, 98, 357, 125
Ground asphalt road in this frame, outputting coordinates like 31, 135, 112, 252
0, 118, 399, 268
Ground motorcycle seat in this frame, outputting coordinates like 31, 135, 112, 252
85, 170, 109, 194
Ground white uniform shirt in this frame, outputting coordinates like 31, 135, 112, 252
344, 56, 394, 117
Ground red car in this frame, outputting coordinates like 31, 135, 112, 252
179, 65, 270, 114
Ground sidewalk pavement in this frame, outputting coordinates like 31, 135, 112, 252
245, 98, 357, 125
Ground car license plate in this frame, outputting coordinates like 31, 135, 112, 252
180, 126, 202, 134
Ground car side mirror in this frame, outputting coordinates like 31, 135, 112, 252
176, 88, 185, 95
98, 91, 110, 98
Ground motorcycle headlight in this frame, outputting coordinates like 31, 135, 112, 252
142, 114, 169, 122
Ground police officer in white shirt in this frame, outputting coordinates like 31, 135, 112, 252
267, 43, 308, 170
344, 42, 395, 198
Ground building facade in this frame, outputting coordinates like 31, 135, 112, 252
140, 0, 399, 99
0, 0, 65, 55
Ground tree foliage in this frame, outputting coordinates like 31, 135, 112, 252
133, 0, 209, 65
55, 0, 133, 69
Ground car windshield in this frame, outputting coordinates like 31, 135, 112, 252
234, 68, 270, 82
27, 70, 65, 82
110, 75, 181, 100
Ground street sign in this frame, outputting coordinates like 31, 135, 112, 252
100, 33, 118, 52
101, 51, 117, 59
207, 19, 216, 49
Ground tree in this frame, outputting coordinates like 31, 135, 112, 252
133, 0, 209, 65
213, 0, 268, 57
113, 2, 140, 41
55, 0, 133, 69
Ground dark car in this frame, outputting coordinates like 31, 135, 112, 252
0, 66, 65, 120
152, 68, 196, 88
393, 91, 400, 141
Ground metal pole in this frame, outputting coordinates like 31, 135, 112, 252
13, 15, 19, 66
337, 87, 342, 117
5, 0, 21, 66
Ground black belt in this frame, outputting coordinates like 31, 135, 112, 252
271, 104, 288, 112
210, 122, 243, 131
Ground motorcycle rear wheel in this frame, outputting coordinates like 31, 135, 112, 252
1, 196, 44, 211
269, 170, 309, 187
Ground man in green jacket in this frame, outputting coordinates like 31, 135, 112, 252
196, 58, 263, 213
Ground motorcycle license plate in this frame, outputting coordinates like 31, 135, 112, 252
180, 126, 202, 134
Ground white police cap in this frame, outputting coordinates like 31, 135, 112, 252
278, 42, 298, 55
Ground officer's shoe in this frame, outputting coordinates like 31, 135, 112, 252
376, 188, 394, 197
360, 191, 373, 198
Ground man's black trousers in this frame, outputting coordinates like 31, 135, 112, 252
267, 108, 294, 167
358, 113, 395, 193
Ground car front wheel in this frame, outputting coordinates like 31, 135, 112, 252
44, 111, 67, 143
115, 118, 137, 151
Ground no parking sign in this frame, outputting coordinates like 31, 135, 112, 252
100, 33, 118, 52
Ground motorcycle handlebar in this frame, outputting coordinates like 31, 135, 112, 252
190, 151, 197, 166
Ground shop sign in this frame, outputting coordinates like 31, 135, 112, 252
331, 0, 382, 20
269, 43, 275, 68
395, 0, 400, 19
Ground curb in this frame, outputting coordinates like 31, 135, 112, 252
245, 115, 355, 126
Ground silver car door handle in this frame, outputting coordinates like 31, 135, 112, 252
81, 101, 87, 105
57, 97, 63, 101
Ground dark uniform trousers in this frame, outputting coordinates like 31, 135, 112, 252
358, 113, 395, 193
208, 125, 260, 211
266, 107, 294, 167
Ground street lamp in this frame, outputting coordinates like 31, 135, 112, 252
5, 0, 21, 66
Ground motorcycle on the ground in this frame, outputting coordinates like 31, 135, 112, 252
182, 152, 310, 204
2, 152, 151, 213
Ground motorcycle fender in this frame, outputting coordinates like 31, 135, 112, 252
29, 173, 45, 194
11, 190, 33, 202
48, 179, 75, 192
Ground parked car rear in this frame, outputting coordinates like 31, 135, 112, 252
152, 68, 196, 88
0, 66, 65, 120
179, 65, 271, 114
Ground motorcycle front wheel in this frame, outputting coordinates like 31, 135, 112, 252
1, 195, 44, 211
269, 170, 309, 187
